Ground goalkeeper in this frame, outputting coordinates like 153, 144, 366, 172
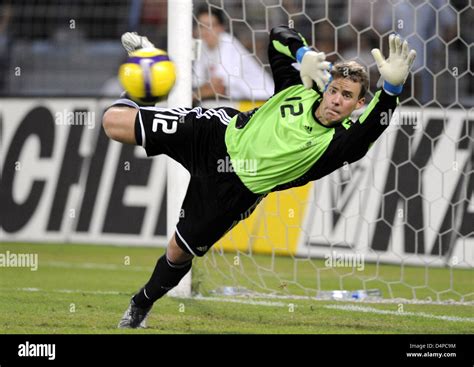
103, 26, 416, 328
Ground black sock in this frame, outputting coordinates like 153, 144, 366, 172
133, 254, 192, 308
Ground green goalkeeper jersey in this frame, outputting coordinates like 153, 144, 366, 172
225, 26, 398, 194
225, 84, 334, 193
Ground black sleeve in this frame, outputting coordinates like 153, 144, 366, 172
268, 26, 310, 94
335, 90, 399, 164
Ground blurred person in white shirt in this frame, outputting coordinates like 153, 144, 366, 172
193, 6, 274, 101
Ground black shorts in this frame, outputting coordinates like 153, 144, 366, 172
135, 106, 264, 256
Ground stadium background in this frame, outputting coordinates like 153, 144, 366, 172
0, 0, 473, 335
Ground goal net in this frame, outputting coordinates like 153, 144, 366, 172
189, 0, 473, 303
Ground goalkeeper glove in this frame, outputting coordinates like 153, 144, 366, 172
121, 32, 155, 55
119, 32, 161, 105
297, 46, 332, 91
371, 34, 416, 95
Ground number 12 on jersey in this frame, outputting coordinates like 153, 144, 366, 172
280, 97, 304, 118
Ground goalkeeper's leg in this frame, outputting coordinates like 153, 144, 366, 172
102, 106, 137, 145
132, 234, 193, 309
118, 234, 192, 328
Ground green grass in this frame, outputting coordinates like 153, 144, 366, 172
0, 242, 473, 334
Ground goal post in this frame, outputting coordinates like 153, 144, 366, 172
166, 0, 193, 298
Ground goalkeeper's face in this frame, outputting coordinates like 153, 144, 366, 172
318, 77, 365, 127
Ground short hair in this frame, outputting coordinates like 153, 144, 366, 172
330, 61, 368, 99
196, 5, 226, 26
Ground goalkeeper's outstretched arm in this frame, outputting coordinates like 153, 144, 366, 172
268, 26, 331, 94
332, 34, 417, 164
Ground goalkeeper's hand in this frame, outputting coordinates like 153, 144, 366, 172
121, 32, 155, 55
297, 47, 332, 91
371, 34, 417, 95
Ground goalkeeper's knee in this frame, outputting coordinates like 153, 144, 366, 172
102, 107, 138, 145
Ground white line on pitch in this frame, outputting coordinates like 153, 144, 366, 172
325, 304, 474, 323
191, 295, 286, 307
43, 261, 150, 272
12, 287, 124, 295
12, 287, 285, 306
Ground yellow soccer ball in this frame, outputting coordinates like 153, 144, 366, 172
118, 48, 176, 104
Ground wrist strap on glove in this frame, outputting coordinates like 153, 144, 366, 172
296, 46, 311, 63
383, 81, 403, 95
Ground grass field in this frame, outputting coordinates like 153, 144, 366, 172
0, 243, 473, 334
